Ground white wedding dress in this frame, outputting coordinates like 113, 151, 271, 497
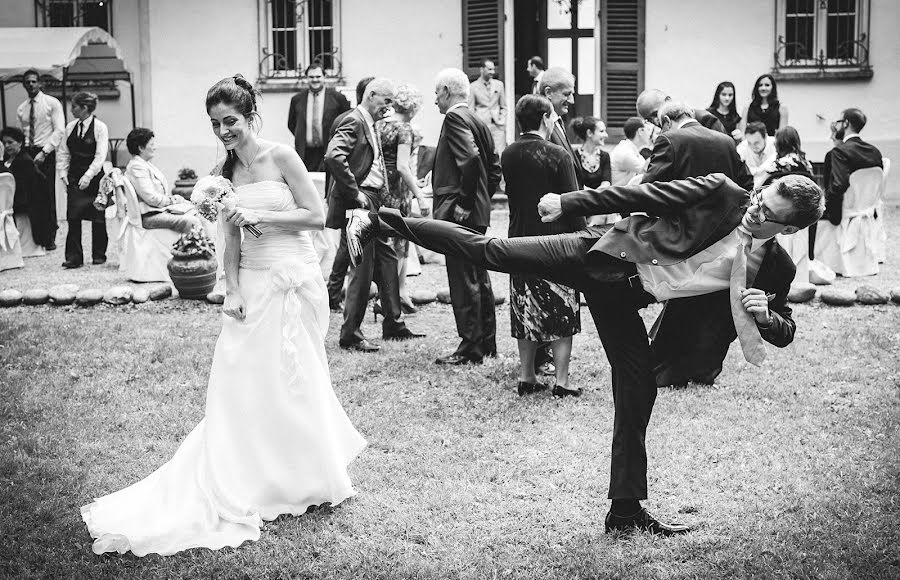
81, 181, 367, 556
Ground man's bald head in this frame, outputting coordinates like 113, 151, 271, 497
636, 88, 669, 121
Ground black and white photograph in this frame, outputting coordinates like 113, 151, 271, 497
1, 0, 898, 578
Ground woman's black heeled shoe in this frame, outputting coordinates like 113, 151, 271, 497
372, 301, 383, 322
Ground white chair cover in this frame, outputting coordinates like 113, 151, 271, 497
117, 177, 180, 282
0, 173, 24, 271
815, 166, 884, 277
14, 214, 46, 257
776, 229, 809, 284
872, 157, 890, 264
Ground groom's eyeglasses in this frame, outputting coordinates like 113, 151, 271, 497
750, 190, 791, 226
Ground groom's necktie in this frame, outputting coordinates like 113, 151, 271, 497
730, 232, 766, 366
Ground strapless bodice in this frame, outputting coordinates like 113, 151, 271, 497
236, 181, 316, 270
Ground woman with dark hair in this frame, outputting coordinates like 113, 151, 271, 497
570, 115, 611, 190
740, 74, 788, 137
706, 81, 742, 141
762, 126, 813, 186
503, 94, 584, 397
56, 91, 108, 268
80, 75, 366, 557
0, 126, 49, 250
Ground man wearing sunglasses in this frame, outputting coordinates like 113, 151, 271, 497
345, 171, 824, 537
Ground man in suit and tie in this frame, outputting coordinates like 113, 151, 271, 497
469, 59, 508, 156
538, 67, 583, 188
427, 68, 501, 365
324, 78, 424, 352
822, 108, 883, 225
527, 56, 545, 95
288, 63, 351, 172
345, 169, 823, 536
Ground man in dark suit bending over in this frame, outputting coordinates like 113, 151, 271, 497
345, 167, 823, 536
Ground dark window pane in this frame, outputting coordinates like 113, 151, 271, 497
310, 29, 333, 68
272, 0, 296, 29
82, 2, 109, 31
828, 0, 855, 12
272, 31, 296, 70
785, 15, 815, 60
308, 0, 333, 27
48, 2, 74, 26
787, 0, 815, 14
827, 13, 856, 59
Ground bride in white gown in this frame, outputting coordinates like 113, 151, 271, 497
81, 75, 367, 557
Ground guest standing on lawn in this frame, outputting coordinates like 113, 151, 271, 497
56, 92, 108, 269
502, 95, 584, 396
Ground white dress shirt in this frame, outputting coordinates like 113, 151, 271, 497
637, 227, 773, 302
357, 106, 385, 190
610, 138, 648, 186
56, 115, 109, 183
737, 137, 777, 189
16, 91, 65, 153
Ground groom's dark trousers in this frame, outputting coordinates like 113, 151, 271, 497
379, 214, 656, 499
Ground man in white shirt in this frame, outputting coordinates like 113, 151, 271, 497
346, 170, 823, 537
468, 59, 507, 154
737, 122, 777, 189
16, 69, 64, 250
610, 116, 650, 185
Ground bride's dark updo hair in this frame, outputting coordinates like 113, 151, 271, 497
206, 74, 262, 179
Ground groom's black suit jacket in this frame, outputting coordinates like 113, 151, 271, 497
561, 174, 797, 384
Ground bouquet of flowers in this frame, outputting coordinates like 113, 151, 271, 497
190, 175, 262, 238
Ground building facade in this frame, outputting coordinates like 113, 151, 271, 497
1, 0, 896, 195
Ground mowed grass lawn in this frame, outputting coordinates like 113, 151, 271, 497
1, 203, 899, 579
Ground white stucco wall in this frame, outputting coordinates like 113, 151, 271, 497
645, 0, 900, 196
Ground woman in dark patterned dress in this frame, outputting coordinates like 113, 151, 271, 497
502, 95, 584, 397
377, 83, 430, 313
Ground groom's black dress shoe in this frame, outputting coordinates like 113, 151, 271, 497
604, 508, 691, 536
384, 329, 426, 341
339, 339, 381, 353
435, 353, 480, 365
552, 385, 582, 398
345, 209, 379, 268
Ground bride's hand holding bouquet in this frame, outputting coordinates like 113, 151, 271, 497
190, 175, 263, 238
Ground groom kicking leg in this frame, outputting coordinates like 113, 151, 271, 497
346, 173, 824, 536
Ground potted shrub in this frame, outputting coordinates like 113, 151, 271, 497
167, 225, 218, 299
172, 166, 199, 198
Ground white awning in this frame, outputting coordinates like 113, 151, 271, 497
0, 27, 131, 82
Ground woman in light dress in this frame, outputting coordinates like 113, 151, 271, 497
80, 75, 366, 557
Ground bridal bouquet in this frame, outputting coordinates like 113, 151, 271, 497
190, 175, 262, 238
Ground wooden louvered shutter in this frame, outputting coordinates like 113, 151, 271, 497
462, 0, 504, 79
601, 0, 645, 138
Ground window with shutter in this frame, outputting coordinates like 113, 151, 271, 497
462, 0, 504, 79
600, 0, 644, 138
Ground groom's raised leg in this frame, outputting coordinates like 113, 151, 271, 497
372, 209, 619, 291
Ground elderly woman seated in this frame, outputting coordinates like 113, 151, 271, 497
124, 127, 202, 233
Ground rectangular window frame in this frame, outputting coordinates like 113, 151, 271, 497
773, 0, 872, 80
258, 0, 343, 87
